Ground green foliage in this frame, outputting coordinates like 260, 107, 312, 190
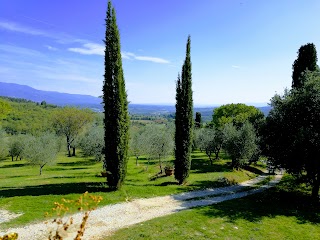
7, 135, 28, 161
195, 112, 202, 128
292, 43, 318, 89
129, 128, 145, 165
211, 103, 264, 130
52, 107, 93, 157
223, 122, 258, 169
103, 0, 130, 190
140, 124, 174, 173
195, 128, 223, 164
265, 71, 320, 198
79, 125, 104, 161
175, 36, 193, 185
0, 99, 11, 119
0, 129, 8, 160
23, 133, 59, 175
1, 98, 55, 135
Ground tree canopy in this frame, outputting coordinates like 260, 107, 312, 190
79, 125, 104, 161
23, 133, 59, 175
0, 99, 11, 120
292, 43, 318, 89
195, 128, 223, 165
223, 121, 258, 169
264, 71, 320, 198
211, 103, 264, 130
52, 107, 93, 157
140, 124, 174, 173
1, 98, 55, 135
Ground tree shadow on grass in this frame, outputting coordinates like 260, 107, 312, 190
156, 181, 179, 186
137, 159, 163, 167
243, 165, 265, 175
57, 159, 98, 167
0, 182, 112, 198
149, 173, 167, 181
191, 158, 233, 174
198, 176, 320, 225
0, 163, 26, 168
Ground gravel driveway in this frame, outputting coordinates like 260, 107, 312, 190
0, 173, 282, 240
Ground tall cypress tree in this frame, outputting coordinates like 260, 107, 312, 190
292, 43, 318, 89
175, 36, 193, 184
103, 0, 129, 190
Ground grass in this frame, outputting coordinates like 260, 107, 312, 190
107, 175, 320, 240
0, 151, 262, 229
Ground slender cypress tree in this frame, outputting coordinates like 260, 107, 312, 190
175, 36, 193, 184
103, 0, 129, 190
292, 43, 318, 89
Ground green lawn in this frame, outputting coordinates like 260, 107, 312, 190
107, 175, 320, 240
0, 151, 262, 229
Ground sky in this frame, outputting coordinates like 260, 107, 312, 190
1, 0, 320, 106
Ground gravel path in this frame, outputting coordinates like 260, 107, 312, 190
0, 173, 282, 240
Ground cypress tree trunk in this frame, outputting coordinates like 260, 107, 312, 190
103, 1, 129, 190
174, 36, 193, 185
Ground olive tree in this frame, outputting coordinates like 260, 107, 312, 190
195, 128, 223, 165
52, 107, 93, 157
141, 124, 174, 173
79, 125, 104, 161
23, 133, 59, 175
129, 129, 144, 166
8, 135, 28, 161
223, 122, 258, 169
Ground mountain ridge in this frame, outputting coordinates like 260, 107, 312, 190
0, 82, 101, 106
0, 82, 271, 116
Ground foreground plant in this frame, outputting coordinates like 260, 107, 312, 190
45, 192, 103, 240
0, 233, 18, 240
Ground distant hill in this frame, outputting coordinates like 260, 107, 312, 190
0, 82, 271, 117
0, 82, 101, 108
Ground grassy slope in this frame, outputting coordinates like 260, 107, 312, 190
107, 175, 320, 240
0, 151, 261, 229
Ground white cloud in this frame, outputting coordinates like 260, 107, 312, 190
0, 20, 47, 36
68, 43, 104, 55
40, 73, 99, 84
232, 65, 241, 69
68, 44, 170, 64
134, 55, 170, 64
121, 51, 169, 64
0, 44, 44, 57
0, 20, 87, 44
45, 45, 58, 51
121, 51, 135, 59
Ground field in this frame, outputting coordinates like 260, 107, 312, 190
0, 151, 261, 229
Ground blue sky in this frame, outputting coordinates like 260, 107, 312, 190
1, 0, 320, 105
